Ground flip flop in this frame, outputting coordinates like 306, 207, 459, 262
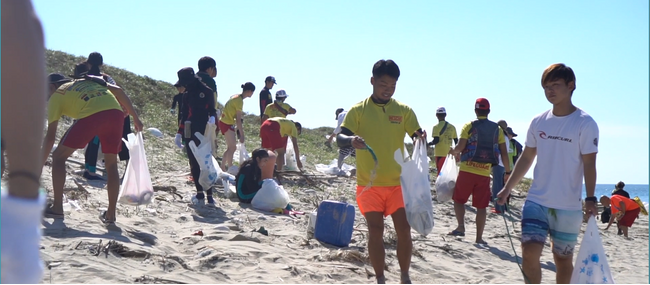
476, 240, 488, 245
43, 203, 64, 219
98, 211, 115, 225
447, 230, 465, 237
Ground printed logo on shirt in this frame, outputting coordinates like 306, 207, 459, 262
388, 115, 403, 124
593, 138, 598, 146
538, 130, 572, 143
199, 92, 205, 98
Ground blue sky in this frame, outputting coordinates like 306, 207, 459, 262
33, 0, 648, 184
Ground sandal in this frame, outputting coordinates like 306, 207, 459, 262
447, 230, 465, 237
44, 204, 64, 219
475, 240, 488, 245
98, 211, 115, 225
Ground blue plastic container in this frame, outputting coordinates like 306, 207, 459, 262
314, 200, 355, 247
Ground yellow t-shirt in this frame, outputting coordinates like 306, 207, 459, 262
267, 117, 298, 138
47, 80, 122, 124
432, 121, 458, 157
458, 117, 505, 177
220, 94, 244, 125
263, 101, 293, 118
342, 97, 421, 187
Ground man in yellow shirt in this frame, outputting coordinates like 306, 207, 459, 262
428, 107, 458, 175
337, 59, 425, 284
262, 89, 296, 121
41, 63, 143, 225
448, 98, 510, 245
259, 117, 303, 171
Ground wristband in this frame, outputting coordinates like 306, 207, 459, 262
585, 196, 598, 203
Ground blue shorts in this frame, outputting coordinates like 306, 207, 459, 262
521, 200, 583, 256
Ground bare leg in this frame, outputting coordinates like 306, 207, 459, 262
476, 207, 487, 243
552, 250, 574, 284
275, 148, 286, 171
50, 145, 76, 214
222, 130, 236, 171
365, 212, 386, 282
103, 154, 119, 221
452, 202, 466, 233
620, 225, 629, 238
521, 242, 544, 284
390, 208, 412, 283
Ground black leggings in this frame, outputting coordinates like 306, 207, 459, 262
184, 133, 213, 196
84, 116, 131, 171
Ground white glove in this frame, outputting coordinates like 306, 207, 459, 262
208, 116, 216, 125
174, 133, 184, 148
170, 109, 175, 115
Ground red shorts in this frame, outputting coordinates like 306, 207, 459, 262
60, 109, 124, 154
618, 208, 641, 227
356, 185, 405, 217
260, 120, 288, 151
218, 120, 235, 135
435, 156, 446, 175
452, 170, 491, 208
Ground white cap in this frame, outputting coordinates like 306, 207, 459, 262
275, 89, 288, 98
436, 107, 446, 114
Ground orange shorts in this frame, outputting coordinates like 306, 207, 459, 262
356, 185, 405, 217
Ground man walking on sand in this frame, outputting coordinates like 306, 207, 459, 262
428, 107, 458, 176
448, 98, 510, 245
497, 63, 599, 284
337, 59, 426, 284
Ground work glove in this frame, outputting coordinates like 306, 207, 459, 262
174, 133, 184, 149
170, 109, 175, 115
324, 140, 332, 149
208, 116, 216, 125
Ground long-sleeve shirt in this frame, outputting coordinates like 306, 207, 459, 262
171, 93, 182, 110
177, 82, 217, 137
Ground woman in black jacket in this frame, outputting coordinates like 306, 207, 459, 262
235, 148, 277, 203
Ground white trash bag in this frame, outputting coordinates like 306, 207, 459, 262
570, 216, 615, 284
204, 123, 220, 158
233, 142, 250, 166
284, 138, 299, 171
188, 131, 220, 191
251, 179, 290, 212
118, 132, 154, 206
394, 139, 434, 236
435, 154, 459, 202
315, 159, 354, 175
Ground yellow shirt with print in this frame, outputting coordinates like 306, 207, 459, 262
432, 121, 458, 157
267, 117, 298, 138
263, 101, 293, 118
47, 80, 122, 124
220, 94, 243, 125
342, 97, 421, 187
458, 117, 505, 177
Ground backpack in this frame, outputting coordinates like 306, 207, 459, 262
512, 139, 523, 165
460, 119, 500, 165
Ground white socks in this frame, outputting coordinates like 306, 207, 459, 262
1, 191, 45, 284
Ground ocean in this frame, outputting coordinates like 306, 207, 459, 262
582, 184, 649, 207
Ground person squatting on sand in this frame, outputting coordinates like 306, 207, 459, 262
235, 148, 277, 203
337, 59, 426, 284
42, 62, 144, 224
603, 194, 641, 238
1, 1, 49, 282
259, 117, 304, 172
220, 82, 256, 172
173, 67, 218, 205
497, 63, 599, 284
448, 98, 511, 244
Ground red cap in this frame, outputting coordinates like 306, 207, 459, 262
475, 98, 490, 110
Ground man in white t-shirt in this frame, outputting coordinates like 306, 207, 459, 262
326, 108, 356, 175
497, 63, 599, 284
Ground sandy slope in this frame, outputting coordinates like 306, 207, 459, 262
37, 149, 648, 284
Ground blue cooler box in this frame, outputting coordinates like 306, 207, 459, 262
314, 200, 355, 247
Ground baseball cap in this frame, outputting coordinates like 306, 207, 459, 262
176, 67, 199, 86
335, 108, 344, 120
436, 107, 446, 114
69, 62, 90, 79
497, 120, 508, 129
506, 127, 517, 137
48, 73, 71, 84
265, 76, 277, 84
275, 89, 288, 98
475, 98, 490, 110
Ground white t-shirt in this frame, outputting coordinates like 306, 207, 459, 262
525, 108, 599, 211
498, 135, 511, 167
333, 110, 348, 134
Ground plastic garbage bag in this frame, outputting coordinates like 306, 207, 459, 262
570, 216, 615, 284
251, 179, 290, 212
188, 132, 221, 190
394, 139, 434, 236
233, 142, 250, 166
146, 127, 164, 138
204, 123, 219, 158
284, 138, 299, 171
118, 132, 154, 205
435, 154, 459, 202
315, 159, 354, 175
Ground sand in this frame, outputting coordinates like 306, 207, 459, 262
35, 147, 648, 284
